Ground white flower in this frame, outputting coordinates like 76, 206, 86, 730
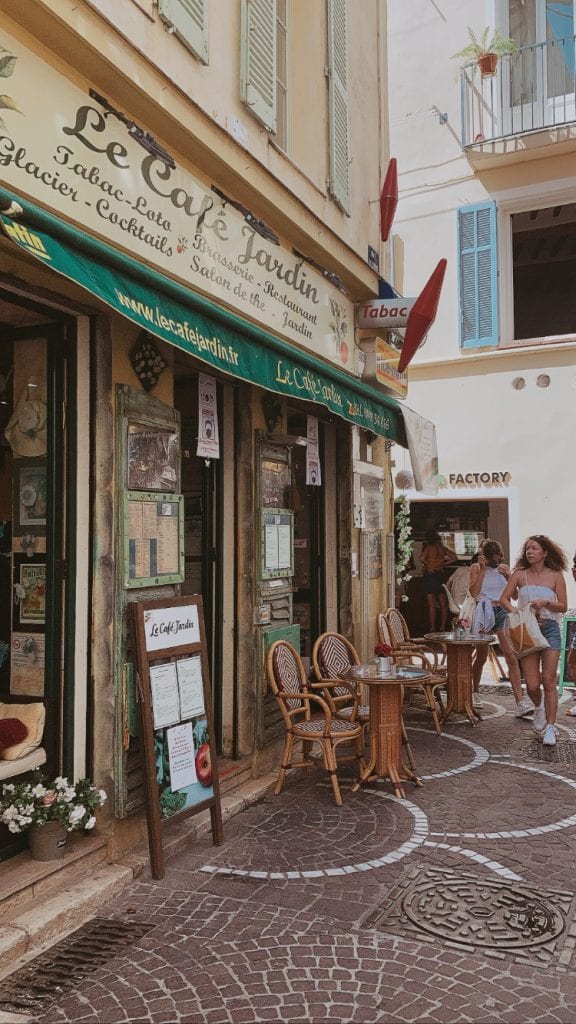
31, 784, 47, 797
84, 816, 96, 830
69, 805, 86, 825
2, 783, 15, 794
54, 776, 69, 790
98, 790, 107, 804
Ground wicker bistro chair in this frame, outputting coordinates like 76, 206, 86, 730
266, 639, 365, 806
378, 612, 445, 736
383, 607, 447, 674
311, 631, 416, 771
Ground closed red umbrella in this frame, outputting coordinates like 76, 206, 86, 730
397, 259, 447, 373
380, 158, 398, 242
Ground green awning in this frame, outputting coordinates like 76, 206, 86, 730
0, 191, 403, 440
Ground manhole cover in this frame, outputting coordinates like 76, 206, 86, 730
402, 877, 565, 949
523, 740, 576, 765
0, 916, 154, 1013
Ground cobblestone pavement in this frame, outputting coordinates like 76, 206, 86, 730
22, 688, 576, 1022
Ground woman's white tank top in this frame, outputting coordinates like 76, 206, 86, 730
479, 567, 505, 602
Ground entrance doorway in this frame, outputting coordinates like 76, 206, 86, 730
0, 295, 79, 857
174, 375, 224, 750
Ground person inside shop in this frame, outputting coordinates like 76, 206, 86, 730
420, 529, 456, 633
499, 535, 568, 747
469, 539, 532, 718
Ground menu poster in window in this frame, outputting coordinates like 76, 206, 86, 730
261, 510, 294, 579
124, 492, 184, 587
132, 595, 223, 879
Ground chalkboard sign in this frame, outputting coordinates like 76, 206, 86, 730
132, 595, 223, 879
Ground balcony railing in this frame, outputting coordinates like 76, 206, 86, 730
461, 35, 576, 148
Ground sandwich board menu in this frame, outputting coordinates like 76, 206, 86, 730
132, 595, 223, 879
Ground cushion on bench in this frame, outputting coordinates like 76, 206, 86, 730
0, 702, 45, 760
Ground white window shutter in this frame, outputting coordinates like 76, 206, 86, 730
327, 0, 350, 214
240, 0, 277, 132
158, 0, 209, 64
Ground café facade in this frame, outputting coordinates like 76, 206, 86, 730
0, 13, 415, 870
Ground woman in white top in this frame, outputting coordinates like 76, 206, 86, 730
469, 539, 531, 718
499, 535, 568, 746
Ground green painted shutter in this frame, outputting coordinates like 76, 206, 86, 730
458, 202, 498, 349
327, 0, 350, 214
158, 0, 209, 64
240, 0, 277, 132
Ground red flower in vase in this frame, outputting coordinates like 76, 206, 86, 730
374, 642, 392, 657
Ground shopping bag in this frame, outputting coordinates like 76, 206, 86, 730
458, 591, 476, 631
505, 607, 550, 659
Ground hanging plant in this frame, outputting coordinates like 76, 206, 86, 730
394, 494, 413, 602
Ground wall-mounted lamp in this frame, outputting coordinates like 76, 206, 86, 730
129, 332, 168, 392
211, 186, 279, 245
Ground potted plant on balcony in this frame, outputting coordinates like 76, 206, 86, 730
453, 27, 517, 77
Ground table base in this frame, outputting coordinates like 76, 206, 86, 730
441, 644, 481, 727
352, 683, 422, 798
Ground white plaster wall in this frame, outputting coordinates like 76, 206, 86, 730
389, 0, 576, 604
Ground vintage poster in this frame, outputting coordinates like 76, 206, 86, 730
16, 561, 46, 626
127, 424, 179, 491
196, 374, 220, 460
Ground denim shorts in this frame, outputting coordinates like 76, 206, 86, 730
493, 604, 507, 631
538, 617, 562, 650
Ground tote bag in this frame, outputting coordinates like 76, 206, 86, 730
505, 607, 550, 659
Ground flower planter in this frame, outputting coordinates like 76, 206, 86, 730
376, 657, 392, 677
478, 52, 498, 77
28, 821, 68, 861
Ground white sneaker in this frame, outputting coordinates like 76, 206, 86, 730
533, 703, 546, 734
472, 693, 483, 709
514, 697, 535, 718
542, 725, 558, 747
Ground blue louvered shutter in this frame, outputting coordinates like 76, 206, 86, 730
458, 202, 498, 349
158, 0, 209, 64
240, 0, 277, 132
327, 0, 350, 214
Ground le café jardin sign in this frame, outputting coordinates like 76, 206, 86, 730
0, 28, 354, 373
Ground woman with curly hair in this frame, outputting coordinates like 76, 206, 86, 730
500, 535, 568, 746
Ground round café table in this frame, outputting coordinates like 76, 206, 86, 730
342, 662, 429, 798
424, 631, 497, 727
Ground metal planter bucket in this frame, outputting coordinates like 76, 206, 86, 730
28, 822, 68, 861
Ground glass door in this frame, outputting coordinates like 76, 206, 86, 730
508, 0, 575, 129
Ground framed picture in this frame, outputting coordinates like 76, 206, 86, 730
14, 459, 47, 535
127, 423, 179, 492
560, 615, 576, 688
13, 555, 46, 631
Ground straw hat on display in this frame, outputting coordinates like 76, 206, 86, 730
4, 385, 47, 457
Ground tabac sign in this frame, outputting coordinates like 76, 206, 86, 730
357, 298, 416, 329
0, 28, 354, 373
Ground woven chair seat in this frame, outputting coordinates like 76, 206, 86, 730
296, 717, 360, 736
